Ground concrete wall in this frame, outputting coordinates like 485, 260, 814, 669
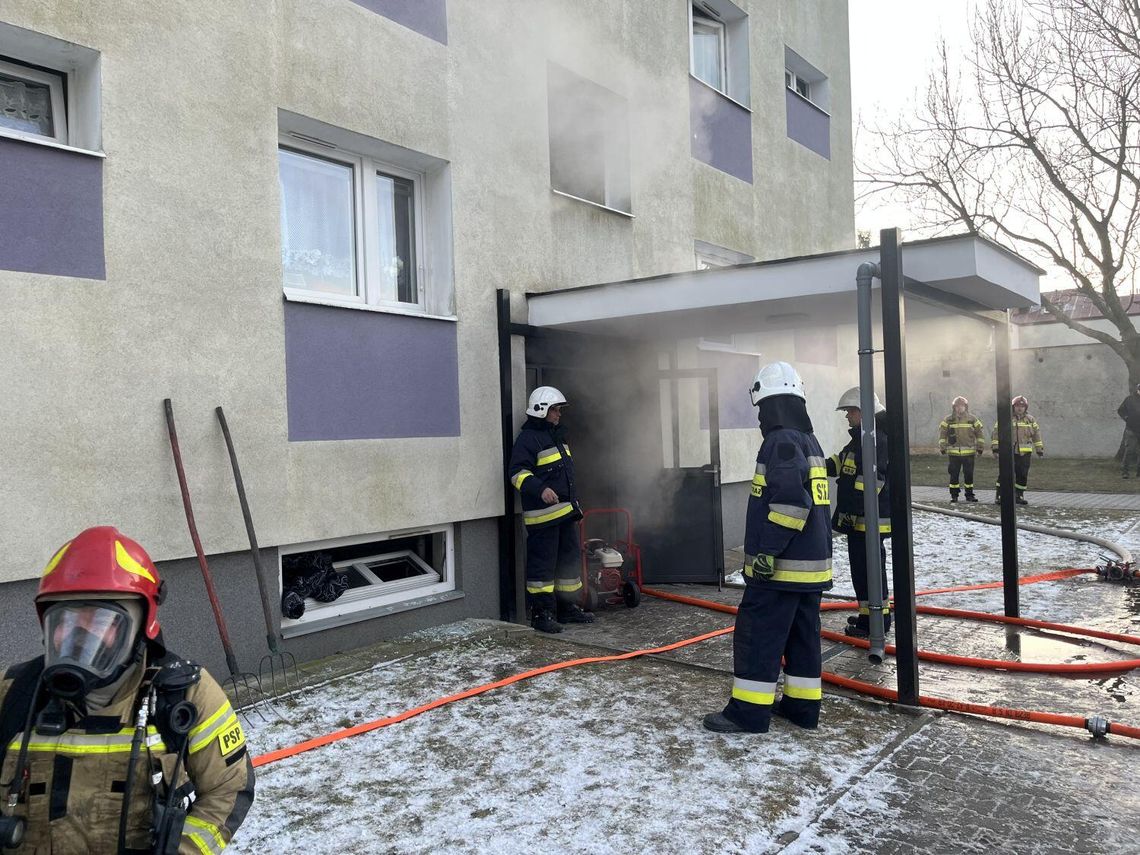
0, 1, 854, 653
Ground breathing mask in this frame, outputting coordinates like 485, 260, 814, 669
40, 599, 143, 701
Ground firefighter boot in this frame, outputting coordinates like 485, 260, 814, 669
774, 696, 820, 730
531, 610, 563, 634
557, 602, 595, 624
949, 489, 959, 503
1016, 490, 1028, 506
965, 490, 978, 503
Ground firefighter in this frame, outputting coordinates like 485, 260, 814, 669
827, 387, 891, 639
0, 526, 255, 854
992, 395, 1044, 505
704, 362, 832, 734
1117, 384, 1140, 479
938, 396, 986, 502
507, 386, 594, 633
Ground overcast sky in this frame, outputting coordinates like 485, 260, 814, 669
848, 0, 977, 238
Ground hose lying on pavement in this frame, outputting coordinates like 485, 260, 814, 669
642, 582, 1140, 742
911, 501, 1133, 564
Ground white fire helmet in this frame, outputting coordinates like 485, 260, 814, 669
1011, 395, 1028, 410
836, 386, 885, 413
749, 361, 805, 405
526, 386, 567, 419
952, 395, 969, 410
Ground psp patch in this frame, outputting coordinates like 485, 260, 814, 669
218, 719, 246, 756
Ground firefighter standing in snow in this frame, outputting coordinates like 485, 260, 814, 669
938, 396, 986, 502
827, 387, 891, 639
992, 395, 1044, 505
508, 387, 595, 633
0, 526, 255, 854
704, 362, 832, 734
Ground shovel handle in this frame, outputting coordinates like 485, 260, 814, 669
164, 399, 241, 678
216, 406, 283, 653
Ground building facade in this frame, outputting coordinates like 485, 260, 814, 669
0, 0, 854, 675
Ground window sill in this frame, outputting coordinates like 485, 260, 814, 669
0, 127, 105, 158
785, 87, 831, 118
283, 290, 457, 322
551, 189, 635, 219
281, 589, 465, 638
689, 74, 752, 113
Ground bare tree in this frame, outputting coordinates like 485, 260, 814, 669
861, 0, 1140, 387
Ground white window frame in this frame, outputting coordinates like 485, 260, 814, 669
279, 133, 428, 313
691, 11, 727, 94
785, 69, 811, 103
0, 58, 67, 145
784, 48, 831, 114
280, 524, 456, 637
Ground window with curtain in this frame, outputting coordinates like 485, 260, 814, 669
691, 12, 726, 92
279, 148, 358, 298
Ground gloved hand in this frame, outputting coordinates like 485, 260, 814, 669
940, 449, 946, 455
751, 553, 776, 579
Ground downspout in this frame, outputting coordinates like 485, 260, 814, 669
855, 262, 886, 663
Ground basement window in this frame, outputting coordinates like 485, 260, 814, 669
280, 524, 455, 637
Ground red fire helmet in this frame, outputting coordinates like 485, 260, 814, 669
36, 526, 164, 639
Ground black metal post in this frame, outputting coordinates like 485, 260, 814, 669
879, 228, 920, 706
994, 312, 1020, 617
496, 289, 519, 623
707, 370, 725, 589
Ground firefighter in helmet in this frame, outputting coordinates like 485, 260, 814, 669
507, 387, 595, 633
0, 526, 255, 853
827, 387, 891, 638
704, 362, 832, 734
938, 396, 986, 502
992, 395, 1044, 505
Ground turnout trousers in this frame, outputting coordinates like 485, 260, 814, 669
723, 580, 823, 732
525, 520, 582, 614
947, 455, 976, 497
847, 532, 890, 632
995, 453, 1033, 498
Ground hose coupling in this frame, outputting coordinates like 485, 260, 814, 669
1085, 715, 1109, 738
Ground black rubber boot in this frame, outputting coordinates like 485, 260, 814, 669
774, 698, 820, 730
557, 602, 595, 624
1015, 492, 1028, 506
949, 491, 959, 503
964, 491, 978, 503
702, 712, 749, 733
531, 610, 563, 634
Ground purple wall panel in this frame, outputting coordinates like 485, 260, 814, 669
284, 301, 460, 440
0, 136, 105, 280
688, 78, 753, 183
699, 350, 762, 430
785, 90, 831, 159
350, 0, 448, 44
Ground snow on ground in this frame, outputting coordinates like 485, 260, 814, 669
231, 636, 910, 855
230, 509, 1140, 854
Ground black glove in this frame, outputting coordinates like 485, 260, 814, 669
751, 554, 776, 580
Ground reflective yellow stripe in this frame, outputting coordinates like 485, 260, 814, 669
752, 473, 767, 487
523, 503, 575, 525
8, 728, 166, 756
732, 677, 776, 706
768, 511, 806, 531
185, 833, 214, 855
853, 520, 892, 533
511, 470, 533, 490
42, 542, 71, 577
554, 578, 582, 592
184, 816, 226, 855
783, 684, 822, 701
536, 447, 563, 466
770, 568, 831, 583
115, 540, 156, 583
769, 557, 832, 584
189, 702, 237, 755
807, 466, 827, 479
947, 449, 977, 455
526, 583, 555, 594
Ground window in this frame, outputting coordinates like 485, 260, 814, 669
0, 58, 66, 143
0, 24, 101, 152
688, 1, 750, 107
276, 111, 455, 318
691, 14, 726, 92
547, 63, 631, 215
279, 140, 426, 309
280, 525, 455, 637
784, 47, 831, 113
695, 239, 754, 270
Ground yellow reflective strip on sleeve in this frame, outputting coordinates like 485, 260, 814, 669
752, 473, 767, 487
190, 701, 232, 738
854, 478, 865, 491
807, 466, 827, 479
184, 816, 226, 854
770, 568, 831, 583
190, 712, 241, 755
768, 511, 806, 531
184, 832, 214, 855
511, 470, 533, 490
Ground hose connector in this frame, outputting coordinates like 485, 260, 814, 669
1085, 715, 1109, 738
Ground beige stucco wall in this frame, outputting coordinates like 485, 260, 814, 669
0, 0, 853, 583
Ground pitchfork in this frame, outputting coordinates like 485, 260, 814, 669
215, 406, 300, 699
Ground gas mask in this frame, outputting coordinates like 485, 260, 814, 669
40, 599, 143, 703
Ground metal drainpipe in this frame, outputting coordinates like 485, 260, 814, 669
856, 261, 886, 663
